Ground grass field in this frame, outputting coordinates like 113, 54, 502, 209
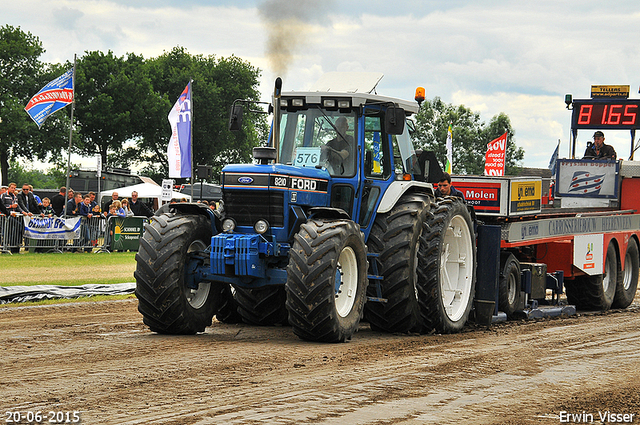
0, 252, 137, 286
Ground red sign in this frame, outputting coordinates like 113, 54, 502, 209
484, 132, 507, 176
453, 181, 502, 213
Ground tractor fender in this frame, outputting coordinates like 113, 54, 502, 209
377, 181, 434, 214
308, 207, 351, 220
166, 202, 220, 233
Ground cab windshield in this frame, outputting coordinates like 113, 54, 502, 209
278, 109, 357, 177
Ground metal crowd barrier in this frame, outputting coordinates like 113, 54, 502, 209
0, 215, 148, 254
0, 215, 24, 254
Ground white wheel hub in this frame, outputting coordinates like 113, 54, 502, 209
335, 246, 358, 317
185, 239, 211, 309
440, 215, 473, 321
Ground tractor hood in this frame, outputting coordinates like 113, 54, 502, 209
221, 163, 331, 192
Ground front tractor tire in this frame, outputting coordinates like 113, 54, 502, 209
418, 197, 476, 334
285, 219, 368, 342
135, 214, 220, 334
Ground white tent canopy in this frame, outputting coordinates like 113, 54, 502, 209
99, 182, 191, 206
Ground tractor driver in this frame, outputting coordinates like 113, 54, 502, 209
321, 117, 353, 175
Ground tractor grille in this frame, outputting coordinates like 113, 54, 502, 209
223, 190, 285, 228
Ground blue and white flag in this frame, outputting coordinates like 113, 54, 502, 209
24, 68, 74, 127
568, 171, 605, 195
548, 141, 560, 176
167, 82, 192, 178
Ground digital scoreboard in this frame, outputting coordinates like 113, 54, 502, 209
572, 99, 640, 130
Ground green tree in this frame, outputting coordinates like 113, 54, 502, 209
74, 50, 152, 168
7, 160, 66, 189
413, 97, 524, 175
138, 47, 268, 183
0, 25, 69, 185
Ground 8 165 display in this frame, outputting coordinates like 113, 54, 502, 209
572, 99, 640, 129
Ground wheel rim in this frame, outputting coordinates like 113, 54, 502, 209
335, 246, 358, 318
440, 214, 474, 322
507, 271, 517, 305
603, 249, 614, 294
623, 251, 633, 291
413, 242, 420, 301
185, 240, 211, 309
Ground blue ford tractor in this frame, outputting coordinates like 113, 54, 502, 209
135, 73, 477, 342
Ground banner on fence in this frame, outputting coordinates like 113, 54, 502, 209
23, 216, 82, 239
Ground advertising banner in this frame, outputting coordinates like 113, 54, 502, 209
453, 179, 505, 215
108, 216, 145, 251
555, 159, 619, 199
510, 180, 542, 214
484, 132, 507, 176
167, 82, 192, 178
23, 216, 81, 240
573, 234, 604, 275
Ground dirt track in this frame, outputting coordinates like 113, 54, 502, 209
2, 297, 640, 425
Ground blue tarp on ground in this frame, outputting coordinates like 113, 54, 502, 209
0, 283, 136, 304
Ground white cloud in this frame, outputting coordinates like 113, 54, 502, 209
4, 0, 640, 171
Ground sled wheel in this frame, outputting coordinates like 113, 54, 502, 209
612, 238, 639, 309
498, 253, 521, 318
565, 241, 618, 311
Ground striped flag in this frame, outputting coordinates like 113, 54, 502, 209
24, 69, 74, 127
445, 123, 453, 173
568, 171, 605, 195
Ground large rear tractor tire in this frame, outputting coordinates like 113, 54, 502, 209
418, 197, 476, 334
135, 214, 220, 334
215, 284, 243, 324
285, 219, 368, 342
565, 241, 618, 311
612, 238, 639, 309
364, 194, 432, 333
235, 286, 289, 326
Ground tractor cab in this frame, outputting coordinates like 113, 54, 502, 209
223, 72, 424, 241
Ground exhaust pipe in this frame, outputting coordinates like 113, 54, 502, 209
272, 77, 282, 164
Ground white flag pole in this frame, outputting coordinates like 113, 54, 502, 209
63, 54, 77, 217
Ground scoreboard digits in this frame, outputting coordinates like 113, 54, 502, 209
572, 100, 640, 129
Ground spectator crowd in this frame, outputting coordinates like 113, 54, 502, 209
1, 184, 164, 253
1, 185, 156, 218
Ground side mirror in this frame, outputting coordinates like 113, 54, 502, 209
406, 119, 416, 135
385, 107, 405, 135
228, 104, 244, 131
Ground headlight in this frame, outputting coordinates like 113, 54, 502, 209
222, 218, 236, 233
323, 99, 336, 108
254, 219, 269, 234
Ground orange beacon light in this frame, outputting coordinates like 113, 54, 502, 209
415, 87, 425, 106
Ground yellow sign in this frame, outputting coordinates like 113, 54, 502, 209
510, 180, 541, 213
591, 85, 630, 98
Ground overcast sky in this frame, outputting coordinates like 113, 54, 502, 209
4, 0, 640, 170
